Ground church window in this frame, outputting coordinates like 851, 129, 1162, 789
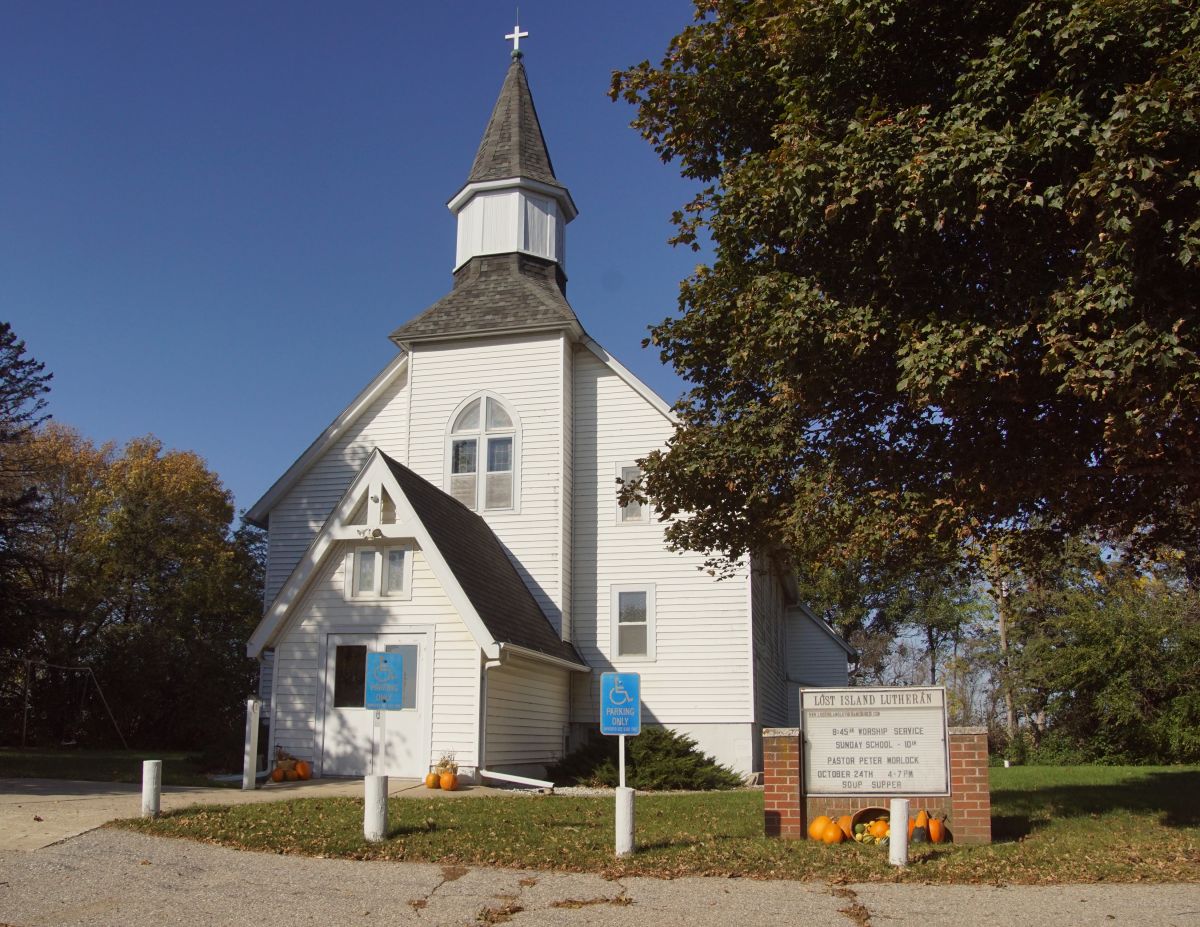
346, 545, 412, 600
446, 393, 519, 512
616, 463, 648, 524
610, 584, 656, 661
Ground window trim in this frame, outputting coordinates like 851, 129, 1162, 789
609, 583, 656, 662
443, 391, 521, 513
344, 544, 414, 601
614, 462, 650, 525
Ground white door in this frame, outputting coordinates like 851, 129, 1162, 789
322, 633, 426, 777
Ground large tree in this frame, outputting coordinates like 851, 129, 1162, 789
613, 1, 1200, 577
6, 426, 264, 753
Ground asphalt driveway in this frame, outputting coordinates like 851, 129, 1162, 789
1, 829, 1197, 926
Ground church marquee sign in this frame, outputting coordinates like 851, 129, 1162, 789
800, 686, 951, 796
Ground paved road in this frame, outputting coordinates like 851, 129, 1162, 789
1, 829, 1198, 927
0, 777, 508, 852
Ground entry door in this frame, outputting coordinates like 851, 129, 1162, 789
322, 634, 425, 777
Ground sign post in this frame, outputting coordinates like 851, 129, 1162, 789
600, 672, 641, 857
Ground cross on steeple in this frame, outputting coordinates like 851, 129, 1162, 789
505, 21, 528, 57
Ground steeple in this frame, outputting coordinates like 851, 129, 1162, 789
390, 45, 581, 349
445, 52, 577, 273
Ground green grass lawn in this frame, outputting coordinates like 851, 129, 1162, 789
119, 765, 1200, 883
0, 747, 229, 787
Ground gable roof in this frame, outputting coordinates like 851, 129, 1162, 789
247, 449, 585, 669
466, 58, 561, 190
390, 253, 581, 347
381, 454, 583, 665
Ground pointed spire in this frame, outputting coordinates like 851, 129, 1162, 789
467, 59, 561, 189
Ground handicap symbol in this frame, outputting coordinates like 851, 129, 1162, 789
608, 677, 633, 706
371, 657, 397, 685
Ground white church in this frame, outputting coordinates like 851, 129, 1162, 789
245, 43, 853, 782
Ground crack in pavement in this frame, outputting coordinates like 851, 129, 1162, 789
831, 884, 872, 926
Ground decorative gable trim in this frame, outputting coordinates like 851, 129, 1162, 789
246, 449, 499, 660
245, 354, 409, 527
581, 337, 676, 424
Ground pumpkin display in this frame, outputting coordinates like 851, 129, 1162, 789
808, 815, 833, 841
439, 771, 459, 791
928, 815, 946, 844
821, 820, 845, 844
284, 769, 299, 781
294, 760, 312, 781
836, 815, 854, 840
868, 819, 890, 840
270, 767, 285, 783
425, 771, 441, 789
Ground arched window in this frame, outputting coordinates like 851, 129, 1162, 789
447, 394, 518, 511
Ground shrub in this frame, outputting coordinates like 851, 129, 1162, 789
548, 726, 743, 791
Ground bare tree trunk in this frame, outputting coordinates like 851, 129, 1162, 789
926, 624, 938, 685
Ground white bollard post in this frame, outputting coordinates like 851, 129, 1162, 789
889, 798, 909, 867
364, 775, 388, 842
615, 786, 635, 857
141, 760, 162, 818
242, 698, 261, 791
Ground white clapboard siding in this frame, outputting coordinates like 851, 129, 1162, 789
570, 347, 751, 725
270, 544, 481, 769
784, 608, 852, 726
407, 334, 567, 633
751, 564, 790, 728
264, 369, 409, 604
484, 655, 569, 769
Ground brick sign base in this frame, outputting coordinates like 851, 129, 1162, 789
763, 725, 991, 844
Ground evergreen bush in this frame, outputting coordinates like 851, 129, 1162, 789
548, 726, 743, 791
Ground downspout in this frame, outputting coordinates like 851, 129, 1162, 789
478, 656, 502, 778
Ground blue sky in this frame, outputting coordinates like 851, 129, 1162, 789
2, 1, 704, 515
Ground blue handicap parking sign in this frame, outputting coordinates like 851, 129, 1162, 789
600, 672, 641, 735
365, 652, 404, 710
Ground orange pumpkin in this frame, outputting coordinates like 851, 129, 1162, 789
807, 815, 833, 841
294, 760, 312, 781
425, 772, 441, 789
284, 769, 299, 781
837, 815, 854, 840
439, 771, 459, 791
821, 820, 845, 844
868, 819, 889, 839
928, 816, 945, 844
270, 767, 285, 783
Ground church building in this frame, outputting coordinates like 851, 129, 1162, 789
245, 41, 854, 782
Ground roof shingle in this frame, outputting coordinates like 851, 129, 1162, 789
468, 58, 560, 188
382, 453, 585, 667
389, 253, 579, 346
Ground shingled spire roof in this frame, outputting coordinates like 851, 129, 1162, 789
467, 57, 561, 189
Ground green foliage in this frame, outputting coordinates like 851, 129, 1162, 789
612, 1, 1200, 578
548, 727, 744, 791
995, 546, 1200, 764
